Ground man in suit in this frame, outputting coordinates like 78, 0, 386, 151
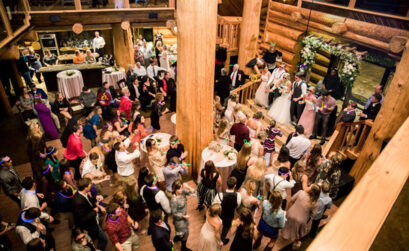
0, 155, 22, 206
128, 78, 140, 101
149, 209, 173, 251
72, 178, 107, 251
290, 72, 307, 123
267, 62, 288, 106
360, 93, 382, 121
229, 64, 245, 89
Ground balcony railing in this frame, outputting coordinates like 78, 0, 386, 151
217, 15, 242, 53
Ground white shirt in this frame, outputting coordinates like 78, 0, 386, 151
286, 135, 311, 159
115, 149, 140, 177
291, 80, 307, 96
267, 68, 287, 86
139, 185, 171, 214
212, 189, 242, 207
132, 83, 140, 98
93, 36, 106, 52
134, 65, 147, 77
140, 46, 152, 59
265, 174, 296, 199
19, 189, 40, 210
147, 65, 167, 80
16, 212, 49, 245
81, 159, 104, 178
230, 70, 238, 87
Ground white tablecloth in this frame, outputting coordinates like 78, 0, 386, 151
140, 132, 172, 167
171, 114, 176, 124
102, 67, 126, 89
57, 69, 84, 99
198, 144, 237, 191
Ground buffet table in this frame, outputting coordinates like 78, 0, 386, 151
39, 63, 106, 93
57, 70, 84, 99
198, 143, 237, 191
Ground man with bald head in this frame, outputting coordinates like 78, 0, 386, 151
229, 113, 250, 151
229, 64, 245, 89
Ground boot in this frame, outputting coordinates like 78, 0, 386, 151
181, 240, 192, 251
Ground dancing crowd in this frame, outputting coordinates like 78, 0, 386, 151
0, 42, 386, 251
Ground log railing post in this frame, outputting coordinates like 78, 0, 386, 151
74, 0, 82, 10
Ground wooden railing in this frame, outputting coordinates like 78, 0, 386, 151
323, 120, 373, 159
308, 116, 409, 250
217, 15, 242, 53
230, 80, 260, 105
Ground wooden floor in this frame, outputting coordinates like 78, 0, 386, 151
0, 112, 336, 251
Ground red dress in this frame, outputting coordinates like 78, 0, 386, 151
118, 96, 132, 120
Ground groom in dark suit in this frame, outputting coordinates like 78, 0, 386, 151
290, 72, 307, 123
72, 178, 107, 251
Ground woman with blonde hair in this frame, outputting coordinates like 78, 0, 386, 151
247, 111, 263, 139
224, 93, 237, 123
250, 131, 265, 158
150, 92, 168, 131
253, 191, 286, 250
27, 121, 46, 181
85, 49, 96, 64
146, 138, 167, 190
242, 157, 265, 197
291, 160, 308, 195
229, 143, 254, 189
198, 203, 223, 251
215, 119, 230, 144
281, 184, 320, 248
239, 180, 258, 212
159, 44, 170, 70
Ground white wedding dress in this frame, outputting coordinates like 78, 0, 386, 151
268, 85, 292, 124
254, 73, 270, 108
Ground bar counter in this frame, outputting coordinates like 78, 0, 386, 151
39, 63, 106, 92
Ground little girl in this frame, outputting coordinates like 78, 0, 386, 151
264, 120, 282, 166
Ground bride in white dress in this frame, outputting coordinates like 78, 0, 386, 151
268, 73, 292, 124
254, 66, 271, 108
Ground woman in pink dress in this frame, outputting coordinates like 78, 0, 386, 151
297, 86, 317, 137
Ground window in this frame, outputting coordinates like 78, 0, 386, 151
355, 0, 409, 16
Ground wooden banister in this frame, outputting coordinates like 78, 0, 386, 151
308, 116, 409, 250
323, 120, 373, 159
217, 15, 242, 53
230, 80, 260, 105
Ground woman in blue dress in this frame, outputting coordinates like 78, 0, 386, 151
83, 106, 103, 147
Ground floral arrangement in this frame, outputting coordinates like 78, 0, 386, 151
113, 65, 119, 72
66, 71, 75, 76
223, 150, 237, 161
299, 35, 361, 88
208, 141, 223, 153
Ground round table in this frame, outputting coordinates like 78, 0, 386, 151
198, 144, 237, 192
140, 132, 172, 167
102, 67, 126, 89
57, 69, 84, 99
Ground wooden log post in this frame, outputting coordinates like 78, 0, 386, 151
332, 22, 348, 34
176, 0, 217, 177
74, 0, 81, 10
238, 0, 262, 75
389, 36, 408, 54
351, 41, 409, 181
112, 23, 134, 68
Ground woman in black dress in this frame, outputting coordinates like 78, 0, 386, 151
168, 78, 177, 112
150, 92, 168, 131
215, 68, 230, 105
52, 92, 72, 125
230, 208, 255, 251
138, 76, 156, 110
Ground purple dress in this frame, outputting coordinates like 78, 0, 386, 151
35, 103, 59, 139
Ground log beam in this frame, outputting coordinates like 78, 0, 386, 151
351, 42, 409, 181
389, 36, 408, 54
265, 22, 304, 41
238, 0, 262, 75
112, 23, 134, 68
176, 0, 217, 177
332, 22, 348, 34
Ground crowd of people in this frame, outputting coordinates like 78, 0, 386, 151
1, 39, 387, 251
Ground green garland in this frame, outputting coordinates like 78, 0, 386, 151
300, 35, 361, 88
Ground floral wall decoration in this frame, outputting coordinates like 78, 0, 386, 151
300, 35, 362, 88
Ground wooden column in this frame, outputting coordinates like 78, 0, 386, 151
176, 0, 217, 177
11, 61, 24, 88
224, 50, 231, 70
0, 80, 13, 117
123, 0, 130, 8
238, 0, 262, 75
112, 24, 134, 68
351, 42, 409, 181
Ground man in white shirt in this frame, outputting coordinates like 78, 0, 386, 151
267, 62, 288, 106
114, 140, 140, 186
264, 166, 295, 210
229, 64, 245, 89
147, 58, 167, 81
133, 61, 147, 79
140, 41, 153, 67
286, 125, 311, 167
81, 152, 106, 179
20, 177, 47, 211
139, 173, 171, 215
93, 31, 106, 56
16, 207, 54, 247
290, 72, 308, 122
